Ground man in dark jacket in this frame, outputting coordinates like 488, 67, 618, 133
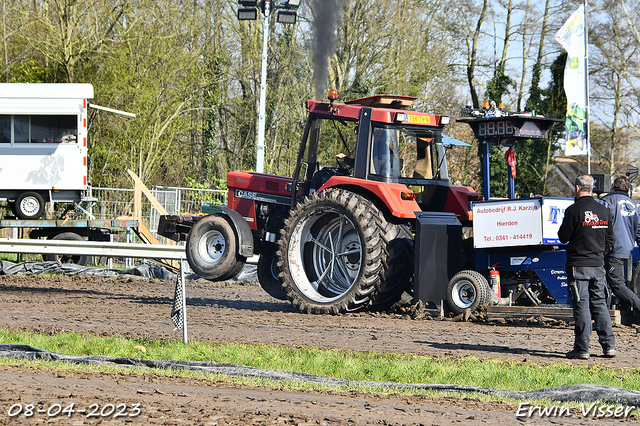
558, 174, 616, 359
599, 176, 640, 311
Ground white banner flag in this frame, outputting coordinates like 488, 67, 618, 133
555, 5, 588, 156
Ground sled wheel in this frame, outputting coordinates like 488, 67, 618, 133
446, 270, 490, 314
43, 232, 91, 266
186, 215, 246, 281
278, 188, 391, 314
257, 252, 287, 300
14, 191, 45, 219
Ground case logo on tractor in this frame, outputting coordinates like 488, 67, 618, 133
235, 189, 257, 200
234, 189, 291, 206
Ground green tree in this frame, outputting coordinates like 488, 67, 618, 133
18, 0, 130, 83
89, 0, 206, 186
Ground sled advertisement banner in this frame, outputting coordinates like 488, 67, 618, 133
472, 199, 544, 249
555, 5, 588, 157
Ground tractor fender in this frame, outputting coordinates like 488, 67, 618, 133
444, 185, 478, 222
318, 175, 419, 219
202, 205, 254, 258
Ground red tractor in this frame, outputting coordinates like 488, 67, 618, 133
159, 91, 478, 314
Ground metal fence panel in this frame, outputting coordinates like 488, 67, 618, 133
90, 186, 227, 234
90, 187, 136, 221
149, 187, 178, 234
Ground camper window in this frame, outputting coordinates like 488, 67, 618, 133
0, 115, 9, 143
0, 114, 77, 144
14, 115, 29, 143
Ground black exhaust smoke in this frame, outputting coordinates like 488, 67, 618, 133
311, 0, 345, 100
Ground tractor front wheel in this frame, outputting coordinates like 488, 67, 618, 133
257, 252, 287, 300
186, 215, 245, 281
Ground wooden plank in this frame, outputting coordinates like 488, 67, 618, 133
136, 221, 161, 245
487, 306, 572, 315
134, 181, 142, 223
124, 171, 179, 269
486, 306, 621, 325
133, 221, 179, 270
127, 169, 169, 216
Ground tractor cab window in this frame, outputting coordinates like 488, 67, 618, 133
370, 125, 447, 181
394, 126, 451, 212
371, 128, 399, 177
401, 135, 440, 179
302, 116, 357, 190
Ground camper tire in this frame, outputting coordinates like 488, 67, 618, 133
14, 191, 45, 219
43, 232, 91, 266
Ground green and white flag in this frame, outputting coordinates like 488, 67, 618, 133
555, 5, 588, 156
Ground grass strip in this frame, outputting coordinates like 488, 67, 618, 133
1, 328, 640, 393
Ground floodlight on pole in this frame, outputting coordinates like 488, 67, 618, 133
260, 0, 271, 16
238, 0, 300, 173
276, 10, 296, 24
237, 8, 257, 20
237, 1, 258, 20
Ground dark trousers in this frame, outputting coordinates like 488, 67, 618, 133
568, 266, 615, 353
605, 255, 640, 310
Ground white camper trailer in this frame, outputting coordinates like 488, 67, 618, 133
0, 83, 93, 219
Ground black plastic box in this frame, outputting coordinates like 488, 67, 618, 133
414, 212, 462, 307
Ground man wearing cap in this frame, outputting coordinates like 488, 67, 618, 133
558, 174, 616, 359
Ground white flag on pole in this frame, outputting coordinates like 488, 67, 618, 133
555, 5, 588, 156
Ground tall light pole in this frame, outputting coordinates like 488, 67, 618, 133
256, 0, 270, 173
237, 0, 300, 173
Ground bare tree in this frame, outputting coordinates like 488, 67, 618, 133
520, 0, 556, 113
590, 0, 639, 175
620, 0, 640, 44
466, 0, 489, 108
2, 0, 8, 82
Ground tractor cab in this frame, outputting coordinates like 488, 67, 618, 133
295, 93, 473, 220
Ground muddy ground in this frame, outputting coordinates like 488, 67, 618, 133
1, 270, 639, 425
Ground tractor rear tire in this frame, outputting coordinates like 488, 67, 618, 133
257, 252, 287, 300
278, 188, 409, 314
186, 215, 246, 281
43, 232, 91, 266
446, 270, 490, 314
370, 221, 414, 310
